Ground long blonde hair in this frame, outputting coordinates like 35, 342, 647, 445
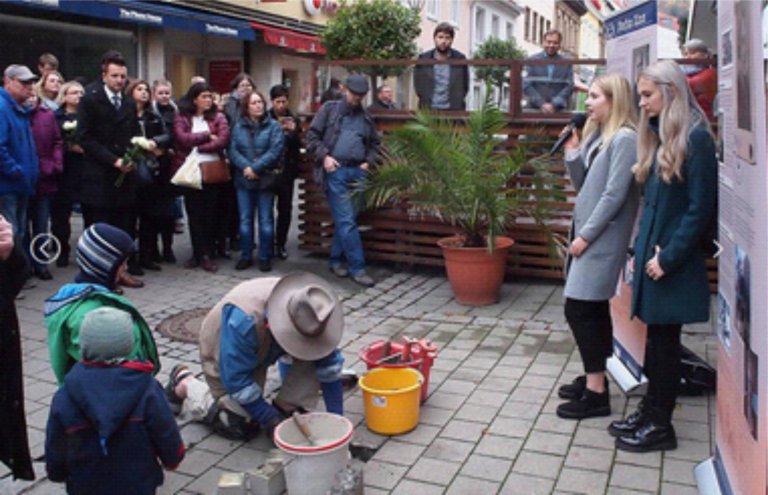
55, 81, 84, 107
581, 73, 637, 148
633, 60, 712, 184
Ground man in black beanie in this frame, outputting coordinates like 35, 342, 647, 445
43, 223, 159, 384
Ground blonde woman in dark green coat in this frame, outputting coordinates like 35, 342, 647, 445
610, 60, 717, 453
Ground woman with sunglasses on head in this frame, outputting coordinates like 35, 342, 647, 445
610, 60, 717, 453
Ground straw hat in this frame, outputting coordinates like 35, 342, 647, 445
266, 272, 344, 361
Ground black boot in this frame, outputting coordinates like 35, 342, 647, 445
615, 420, 677, 452
556, 387, 611, 419
558, 375, 609, 400
558, 375, 586, 400
608, 399, 648, 438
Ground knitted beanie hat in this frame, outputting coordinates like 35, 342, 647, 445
76, 223, 135, 289
80, 307, 135, 363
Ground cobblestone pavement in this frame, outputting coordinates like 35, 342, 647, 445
1, 215, 716, 495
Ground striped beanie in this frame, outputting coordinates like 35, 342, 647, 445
80, 307, 135, 363
76, 223, 135, 289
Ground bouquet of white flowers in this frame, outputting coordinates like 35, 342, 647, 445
115, 136, 154, 187
62, 120, 78, 146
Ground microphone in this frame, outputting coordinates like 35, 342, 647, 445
549, 113, 588, 156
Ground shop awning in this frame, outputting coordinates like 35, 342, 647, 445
7, 0, 255, 40
250, 22, 326, 55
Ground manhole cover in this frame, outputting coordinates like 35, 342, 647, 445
155, 308, 211, 343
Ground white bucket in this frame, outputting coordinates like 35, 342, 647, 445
273, 413, 354, 495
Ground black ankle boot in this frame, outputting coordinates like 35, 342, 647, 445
556, 387, 611, 419
608, 400, 649, 438
615, 420, 677, 452
558, 375, 610, 400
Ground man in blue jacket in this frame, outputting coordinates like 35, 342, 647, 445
0, 65, 39, 242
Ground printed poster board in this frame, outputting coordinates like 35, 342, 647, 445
695, 1, 768, 494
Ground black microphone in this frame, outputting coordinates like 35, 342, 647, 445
549, 113, 588, 156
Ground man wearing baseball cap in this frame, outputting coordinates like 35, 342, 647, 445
166, 271, 346, 440
306, 74, 380, 287
0, 64, 40, 244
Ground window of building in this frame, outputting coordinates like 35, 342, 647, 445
426, 0, 438, 20
532, 12, 538, 44
506, 21, 514, 41
475, 7, 486, 44
451, 0, 460, 24
524, 7, 530, 41
491, 14, 499, 39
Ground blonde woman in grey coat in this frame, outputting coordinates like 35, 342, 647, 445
556, 73, 640, 420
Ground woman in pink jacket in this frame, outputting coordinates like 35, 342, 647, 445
172, 82, 230, 272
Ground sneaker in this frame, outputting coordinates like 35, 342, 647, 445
259, 259, 272, 272
275, 245, 288, 259
556, 388, 611, 420
164, 364, 192, 415
351, 271, 375, 288
330, 264, 349, 278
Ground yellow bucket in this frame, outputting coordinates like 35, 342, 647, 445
359, 367, 423, 435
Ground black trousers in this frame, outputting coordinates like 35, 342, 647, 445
184, 185, 224, 261
274, 176, 296, 248
81, 204, 136, 238
565, 298, 613, 373
643, 323, 682, 424
50, 192, 73, 261
138, 215, 174, 261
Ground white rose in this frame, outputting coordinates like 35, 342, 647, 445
62, 121, 77, 131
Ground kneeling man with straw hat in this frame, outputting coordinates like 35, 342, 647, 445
166, 272, 345, 440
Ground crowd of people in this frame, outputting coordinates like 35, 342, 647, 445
0, 49, 310, 292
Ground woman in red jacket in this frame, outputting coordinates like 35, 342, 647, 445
172, 83, 230, 272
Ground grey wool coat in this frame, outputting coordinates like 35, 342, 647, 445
564, 127, 640, 301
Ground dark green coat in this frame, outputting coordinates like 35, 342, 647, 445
631, 125, 717, 325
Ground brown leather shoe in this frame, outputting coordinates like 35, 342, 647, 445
119, 272, 145, 288
200, 256, 218, 273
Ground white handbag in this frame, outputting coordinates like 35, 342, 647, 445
171, 147, 203, 190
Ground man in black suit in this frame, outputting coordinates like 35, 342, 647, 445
78, 50, 143, 287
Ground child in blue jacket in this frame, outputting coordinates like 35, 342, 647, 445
45, 307, 184, 495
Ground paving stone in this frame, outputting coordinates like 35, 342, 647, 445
437, 379, 479, 396
664, 439, 712, 462
419, 404, 456, 427
610, 463, 661, 492
513, 451, 563, 478
441, 418, 489, 442
372, 440, 426, 466
661, 457, 697, 486
488, 416, 535, 438
467, 389, 510, 408
396, 423, 442, 445
454, 403, 499, 423
518, 373, 558, 390
217, 445, 268, 472
175, 448, 225, 476
475, 433, 524, 460
499, 472, 555, 494
615, 448, 662, 468
424, 437, 474, 463
555, 466, 609, 493
498, 400, 542, 420
523, 430, 572, 456
406, 456, 461, 485
660, 482, 700, 494
509, 386, 551, 406
445, 475, 501, 495
533, 413, 578, 435
393, 479, 446, 495
572, 424, 615, 449
460, 454, 513, 482
425, 391, 468, 410
364, 459, 410, 490
156, 471, 195, 494
564, 444, 614, 472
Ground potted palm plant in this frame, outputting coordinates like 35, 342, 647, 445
363, 94, 559, 305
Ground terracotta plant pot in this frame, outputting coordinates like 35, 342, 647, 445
437, 236, 514, 306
